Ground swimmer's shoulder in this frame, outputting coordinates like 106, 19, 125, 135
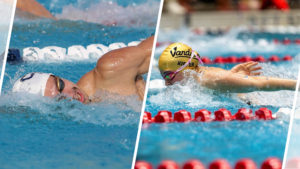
77, 71, 97, 96
96, 46, 141, 75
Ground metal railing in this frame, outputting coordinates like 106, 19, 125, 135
160, 10, 300, 29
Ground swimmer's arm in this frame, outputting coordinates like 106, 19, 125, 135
135, 36, 154, 75
200, 70, 297, 93
95, 36, 154, 76
17, 0, 56, 19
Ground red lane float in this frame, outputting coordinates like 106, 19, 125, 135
226, 56, 238, 63
214, 56, 225, 64
183, 160, 205, 169
295, 39, 300, 45
209, 159, 231, 169
157, 160, 180, 169
268, 55, 280, 62
273, 39, 300, 45
235, 159, 257, 169
255, 108, 273, 120
201, 57, 211, 64
233, 108, 253, 121
238, 56, 252, 63
283, 55, 292, 61
214, 109, 232, 121
282, 39, 291, 45
135, 161, 153, 169
143, 111, 153, 123
143, 107, 274, 124
194, 109, 212, 122
253, 55, 266, 62
174, 110, 192, 122
154, 110, 173, 123
199, 55, 292, 65
156, 42, 293, 64
136, 157, 283, 169
261, 158, 282, 169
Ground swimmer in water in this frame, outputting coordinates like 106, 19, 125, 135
13, 36, 153, 104
12, 0, 56, 19
159, 43, 298, 93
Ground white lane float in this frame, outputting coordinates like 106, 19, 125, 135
68, 45, 89, 59
87, 44, 109, 58
42, 46, 66, 60
272, 108, 300, 122
23, 47, 45, 60
128, 41, 140, 46
20, 41, 140, 61
109, 42, 126, 51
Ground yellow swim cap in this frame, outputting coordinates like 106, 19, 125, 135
158, 43, 200, 73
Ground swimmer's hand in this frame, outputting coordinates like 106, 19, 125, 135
231, 61, 262, 76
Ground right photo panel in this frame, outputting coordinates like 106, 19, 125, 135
136, 0, 300, 168
284, 71, 300, 169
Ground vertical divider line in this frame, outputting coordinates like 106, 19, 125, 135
0, 0, 17, 95
130, 0, 164, 168
282, 66, 300, 168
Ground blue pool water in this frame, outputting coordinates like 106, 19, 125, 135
284, 98, 300, 162
285, 119, 300, 160
136, 27, 299, 167
0, 0, 160, 168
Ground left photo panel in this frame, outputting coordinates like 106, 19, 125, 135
0, 0, 15, 81
0, 0, 162, 168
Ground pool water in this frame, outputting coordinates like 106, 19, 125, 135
0, 0, 160, 168
284, 97, 300, 162
136, 27, 299, 166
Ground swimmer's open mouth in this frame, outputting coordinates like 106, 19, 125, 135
76, 91, 85, 103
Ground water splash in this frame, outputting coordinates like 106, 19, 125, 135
148, 61, 297, 110
0, 91, 140, 126
55, 0, 160, 27
91, 89, 143, 112
148, 70, 246, 111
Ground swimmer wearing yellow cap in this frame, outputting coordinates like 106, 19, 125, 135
159, 43, 298, 93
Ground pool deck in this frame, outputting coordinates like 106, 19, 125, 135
160, 10, 300, 29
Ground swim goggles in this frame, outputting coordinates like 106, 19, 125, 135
162, 50, 204, 80
51, 75, 65, 93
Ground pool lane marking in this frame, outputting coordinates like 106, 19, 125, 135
282, 66, 300, 168
0, 0, 17, 96
130, 0, 165, 168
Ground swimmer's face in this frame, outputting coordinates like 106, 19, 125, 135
162, 71, 185, 86
44, 76, 90, 104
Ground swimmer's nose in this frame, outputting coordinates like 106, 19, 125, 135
165, 80, 172, 86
